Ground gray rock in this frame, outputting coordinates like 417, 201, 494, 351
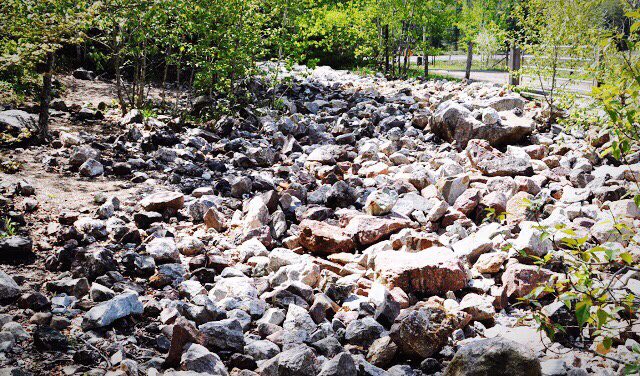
146, 237, 180, 264
0, 110, 37, 137
0, 271, 21, 300
432, 101, 532, 148
79, 158, 104, 177
278, 345, 318, 376
0, 236, 34, 264
318, 352, 357, 376
444, 337, 542, 376
244, 339, 280, 361
199, 319, 245, 352
344, 317, 385, 347
81, 292, 143, 329
180, 343, 228, 375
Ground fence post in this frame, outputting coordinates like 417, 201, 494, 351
508, 42, 521, 86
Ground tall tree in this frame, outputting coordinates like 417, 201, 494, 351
0, 0, 95, 142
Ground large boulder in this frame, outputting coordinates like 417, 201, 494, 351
373, 248, 469, 294
0, 110, 37, 137
444, 337, 542, 376
432, 101, 532, 148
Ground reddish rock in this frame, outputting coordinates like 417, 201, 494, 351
373, 248, 469, 295
164, 318, 205, 368
344, 215, 413, 246
140, 191, 184, 212
502, 263, 554, 300
204, 206, 226, 232
453, 188, 481, 215
298, 220, 356, 255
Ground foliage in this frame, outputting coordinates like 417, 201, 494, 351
521, 9, 640, 372
474, 24, 507, 68
515, 0, 604, 120
593, 8, 640, 162
0, 218, 17, 239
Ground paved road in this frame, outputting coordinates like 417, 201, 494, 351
431, 68, 594, 95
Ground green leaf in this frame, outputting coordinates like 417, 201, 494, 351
575, 300, 591, 327
620, 252, 633, 265
596, 309, 608, 329
602, 337, 613, 350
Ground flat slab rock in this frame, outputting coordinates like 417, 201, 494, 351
373, 248, 469, 295
140, 191, 185, 212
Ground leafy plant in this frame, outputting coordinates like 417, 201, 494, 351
0, 218, 17, 238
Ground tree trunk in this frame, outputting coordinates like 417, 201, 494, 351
37, 52, 54, 144
384, 24, 390, 75
115, 52, 127, 115
424, 53, 428, 79
161, 46, 170, 107
465, 41, 473, 80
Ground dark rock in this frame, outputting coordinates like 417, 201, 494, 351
33, 326, 68, 352
72, 68, 95, 80
0, 236, 34, 264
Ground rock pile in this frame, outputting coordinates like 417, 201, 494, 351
0, 65, 639, 375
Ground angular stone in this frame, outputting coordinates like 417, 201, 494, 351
344, 214, 412, 246
79, 159, 104, 177
466, 139, 533, 177
436, 174, 470, 205
298, 220, 356, 255
81, 292, 143, 329
319, 352, 357, 376
502, 263, 554, 300
278, 345, 318, 376
199, 319, 245, 352
432, 101, 532, 148
164, 318, 206, 368
204, 206, 227, 232
367, 336, 398, 368
390, 303, 469, 358
373, 249, 469, 294
0, 236, 34, 264
344, 317, 385, 347
458, 293, 496, 321
180, 343, 228, 375
0, 271, 21, 300
473, 252, 508, 274
146, 237, 180, 264
365, 188, 399, 216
